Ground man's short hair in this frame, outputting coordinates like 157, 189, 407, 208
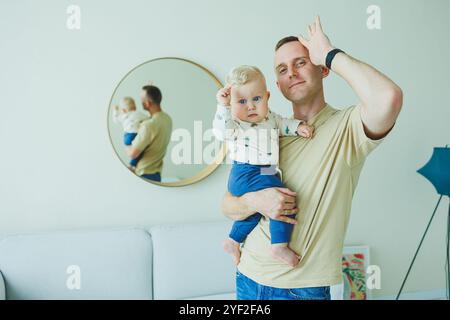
275, 36, 300, 51
142, 85, 162, 105
226, 65, 266, 87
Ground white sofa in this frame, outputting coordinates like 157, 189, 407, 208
0, 221, 342, 300
0, 222, 236, 300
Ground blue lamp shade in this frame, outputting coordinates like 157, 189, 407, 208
417, 147, 450, 196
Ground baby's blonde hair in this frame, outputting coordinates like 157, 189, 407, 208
226, 65, 266, 87
119, 96, 136, 112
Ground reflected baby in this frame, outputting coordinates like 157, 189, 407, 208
112, 97, 149, 169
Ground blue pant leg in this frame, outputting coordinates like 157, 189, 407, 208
123, 132, 137, 145
229, 213, 262, 243
252, 171, 296, 245
227, 163, 264, 243
128, 158, 138, 167
129, 157, 141, 167
265, 285, 331, 300
123, 132, 137, 146
236, 269, 260, 300
140, 172, 161, 182
269, 214, 297, 244
228, 162, 296, 245
123, 132, 142, 166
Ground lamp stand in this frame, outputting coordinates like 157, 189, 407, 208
396, 195, 450, 300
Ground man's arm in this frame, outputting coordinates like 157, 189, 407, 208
126, 146, 142, 160
330, 53, 402, 140
299, 16, 403, 140
222, 188, 299, 224
127, 122, 154, 160
221, 192, 255, 221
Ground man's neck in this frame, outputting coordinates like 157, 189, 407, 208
292, 92, 327, 122
149, 106, 162, 116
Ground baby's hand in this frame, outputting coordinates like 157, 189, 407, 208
216, 86, 232, 107
297, 123, 315, 138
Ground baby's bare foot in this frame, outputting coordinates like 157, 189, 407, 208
271, 243, 300, 267
223, 238, 241, 265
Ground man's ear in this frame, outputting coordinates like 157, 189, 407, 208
267, 91, 271, 99
276, 81, 280, 90
321, 66, 330, 78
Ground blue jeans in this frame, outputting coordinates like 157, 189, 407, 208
236, 270, 331, 300
124, 132, 142, 167
141, 172, 161, 182
228, 161, 296, 244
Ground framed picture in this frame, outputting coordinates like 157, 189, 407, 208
342, 246, 371, 300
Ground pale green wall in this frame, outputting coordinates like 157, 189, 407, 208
1, 0, 450, 298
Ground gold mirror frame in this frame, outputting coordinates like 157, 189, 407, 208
107, 57, 227, 187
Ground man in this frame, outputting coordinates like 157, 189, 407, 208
222, 16, 403, 300
127, 85, 173, 183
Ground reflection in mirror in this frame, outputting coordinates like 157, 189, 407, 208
108, 57, 226, 187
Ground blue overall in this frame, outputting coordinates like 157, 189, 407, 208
228, 161, 296, 244
124, 132, 142, 167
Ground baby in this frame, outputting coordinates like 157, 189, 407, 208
112, 96, 149, 168
213, 65, 314, 267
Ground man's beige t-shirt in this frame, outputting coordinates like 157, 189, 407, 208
237, 104, 386, 288
132, 111, 172, 176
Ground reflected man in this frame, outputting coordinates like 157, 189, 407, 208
127, 85, 173, 182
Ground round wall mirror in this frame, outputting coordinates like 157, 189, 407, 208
108, 57, 226, 187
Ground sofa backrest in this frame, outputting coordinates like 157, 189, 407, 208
150, 221, 235, 299
0, 228, 153, 300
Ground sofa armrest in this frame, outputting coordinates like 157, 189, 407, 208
0, 271, 5, 300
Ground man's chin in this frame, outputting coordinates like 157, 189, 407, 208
286, 93, 306, 103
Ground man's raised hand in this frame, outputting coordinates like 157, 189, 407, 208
298, 16, 335, 67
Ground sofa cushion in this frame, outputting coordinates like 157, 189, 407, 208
150, 221, 236, 299
0, 228, 153, 299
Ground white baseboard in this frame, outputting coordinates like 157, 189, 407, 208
373, 289, 448, 300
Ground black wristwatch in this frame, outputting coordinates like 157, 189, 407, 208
325, 48, 345, 69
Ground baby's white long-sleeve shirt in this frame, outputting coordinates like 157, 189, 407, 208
112, 109, 149, 133
212, 105, 303, 165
